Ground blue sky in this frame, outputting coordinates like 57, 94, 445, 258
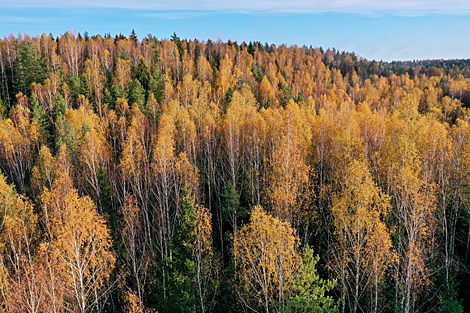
1, 0, 470, 62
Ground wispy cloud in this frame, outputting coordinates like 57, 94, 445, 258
142, 11, 214, 20
2, 0, 470, 15
0, 15, 54, 24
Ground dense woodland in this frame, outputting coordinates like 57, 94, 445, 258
1, 30, 470, 312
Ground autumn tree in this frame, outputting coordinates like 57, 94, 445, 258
40, 148, 115, 312
120, 194, 152, 304
330, 160, 392, 313
58, 30, 84, 77
268, 100, 311, 226
152, 112, 199, 306
215, 54, 238, 106
234, 206, 301, 312
381, 104, 438, 313
0, 172, 41, 312
0, 103, 43, 193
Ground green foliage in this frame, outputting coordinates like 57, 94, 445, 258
55, 115, 79, 158
133, 58, 151, 90
53, 93, 67, 118
98, 167, 119, 247
130, 29, 138, 44
283, 246, 339, 313
31, 93, 52, 143
103, 88, 114, 109
296, 91, 306, 104
278, 81, 292, 108
52, 94, 69, 150
0, 97, 6, 119
13, 41, 47, 96
169, 187, 198, 312
129, 79, 146, 113
112, 82, 128, 101
225, 87, 234, 104
252, 62, 265, 83
149, 65, 165, 104
221, 182, 240, 218
441, 298, 464, 313
164, 186, 220, 313
69, 75, 82, 99
221, 181, 246, 237
247, 41, 255, 56
438, 277, 464, 313
80, 74, 93, 104
120, 47, 130, 61
171, 32, 184, 61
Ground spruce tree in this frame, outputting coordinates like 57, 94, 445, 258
13, 41, 47, 96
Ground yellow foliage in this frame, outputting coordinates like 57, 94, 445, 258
234, 206, 301, 310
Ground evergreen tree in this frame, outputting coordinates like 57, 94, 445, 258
134, 58, 152, 91
129, 79, 146, 113
169, 186, 219, 313
170, 32, 184, 60
13, 41, 47, 96
112, 82, 128, 102
130, 29, 138, 44
278, 81, 292, 108
150, 65, 165, 104
80, 73, 93, 105
31, 93, 52, 143
0, 96, 6, 119
69, 75, 82, 99
98, 167, 117, 238
283, 246, 338, 313
169, 187, 198, 312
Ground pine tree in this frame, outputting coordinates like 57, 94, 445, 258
13, 41, 47, 96
283, 247, 338, 313
129, 79, 146, 113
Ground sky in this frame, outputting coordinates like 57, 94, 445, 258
1, 0, 470, 62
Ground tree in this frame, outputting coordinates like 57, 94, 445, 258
31, 145, 55, 196
120, 194, 152, 304
0, 171, 40, 312
129, 79, 146, 113
221, 181, 244, 244
82, 55, 106, 117
152, 113, 199, 307
380, 110, 438, 313
13, 41, 47, 96
40, 156, 115, 312
330, 160, 392, 313
234, 206, 301, 313
170, 187, 219, 313
196, 56, 213, 84
0, 103, 43, 193
215, 54, 238, 106
58, 30, 84, 77
268, 100, 311, 226
283, 246, 338, 313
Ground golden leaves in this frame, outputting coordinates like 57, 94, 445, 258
40, 172, 115, 311
234, 206, 301, 310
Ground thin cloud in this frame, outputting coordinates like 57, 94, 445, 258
143, 11, 214, 20
0, 15, 53, 24
2, 0, 470, 14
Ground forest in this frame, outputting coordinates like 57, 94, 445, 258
0, 30, 470, 312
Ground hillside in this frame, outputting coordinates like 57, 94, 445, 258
0, 31, 469, 312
